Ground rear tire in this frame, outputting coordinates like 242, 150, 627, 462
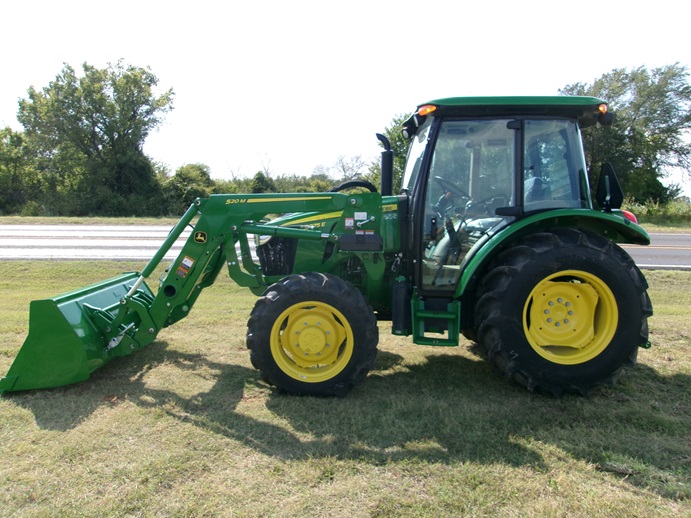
474, 228, 652, 396
247, 273, 378, 396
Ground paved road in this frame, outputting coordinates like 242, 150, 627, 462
0, 225, 689, 269
621, 233, 691, 270
0, 224, 191, 260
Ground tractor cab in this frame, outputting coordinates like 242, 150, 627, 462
401, 97, 611, 297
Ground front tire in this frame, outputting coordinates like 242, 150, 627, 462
247, 273, 378, 396
474, 228, 652, 395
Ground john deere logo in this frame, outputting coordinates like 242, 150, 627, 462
194, 232, 207, 244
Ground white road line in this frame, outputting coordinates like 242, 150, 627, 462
637, 264, 691, 270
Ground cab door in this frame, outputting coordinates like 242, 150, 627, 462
416, 118, 516, 294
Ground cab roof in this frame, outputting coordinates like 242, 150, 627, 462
405, 96, 609, 133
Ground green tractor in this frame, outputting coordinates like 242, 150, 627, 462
0, 96, 652, 397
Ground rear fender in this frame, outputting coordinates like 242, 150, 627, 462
455, 209, 650, 300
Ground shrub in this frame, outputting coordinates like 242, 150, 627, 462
624, 197, 691, 225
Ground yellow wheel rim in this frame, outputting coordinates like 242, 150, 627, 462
270, 301, 354, 383
523, 270, 618, 365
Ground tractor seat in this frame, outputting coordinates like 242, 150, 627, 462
525, 177, 551, 203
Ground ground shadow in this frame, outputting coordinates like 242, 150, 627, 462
7, 342, 690, 500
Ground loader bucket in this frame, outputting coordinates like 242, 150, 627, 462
0, 272, 154, 394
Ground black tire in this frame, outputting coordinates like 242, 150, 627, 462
474, 228, 652, 396
246, 272, 378, 396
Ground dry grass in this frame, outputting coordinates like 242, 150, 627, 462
0, 263, 689, 517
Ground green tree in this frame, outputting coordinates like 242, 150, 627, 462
165, 163, 215, 214
367, 113, 412, 193
0, 127, 48, 215
17, 61, 174, 215
306, 172, 333, 192
561, 64, 691, 202
251, 171, 277, 193
0, 127, 28, 214
215, 174, 253, 194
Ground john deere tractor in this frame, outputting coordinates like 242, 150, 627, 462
0, 96, 652, 397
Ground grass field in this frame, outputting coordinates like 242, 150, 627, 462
0, 262, 689, 517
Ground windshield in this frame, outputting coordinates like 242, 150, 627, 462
428, 119, 515, 203
402, 117, 432, 192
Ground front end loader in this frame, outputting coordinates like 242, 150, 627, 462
1, 96, 653, 397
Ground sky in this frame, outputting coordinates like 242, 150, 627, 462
2, 0, 690, 193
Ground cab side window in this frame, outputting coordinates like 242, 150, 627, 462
524, 120, 583, 209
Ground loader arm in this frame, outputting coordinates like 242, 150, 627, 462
1, 191, 383, 393
148, 192, 352, 332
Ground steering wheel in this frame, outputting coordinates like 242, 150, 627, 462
432, 176, 470, 199
465, 193, 511, 217
329, 179, 378, 193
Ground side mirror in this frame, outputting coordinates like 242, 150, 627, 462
595, 163, 624, 211
598, 111, 614, 126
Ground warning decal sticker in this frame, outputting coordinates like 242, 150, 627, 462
176, 256, 195, 278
